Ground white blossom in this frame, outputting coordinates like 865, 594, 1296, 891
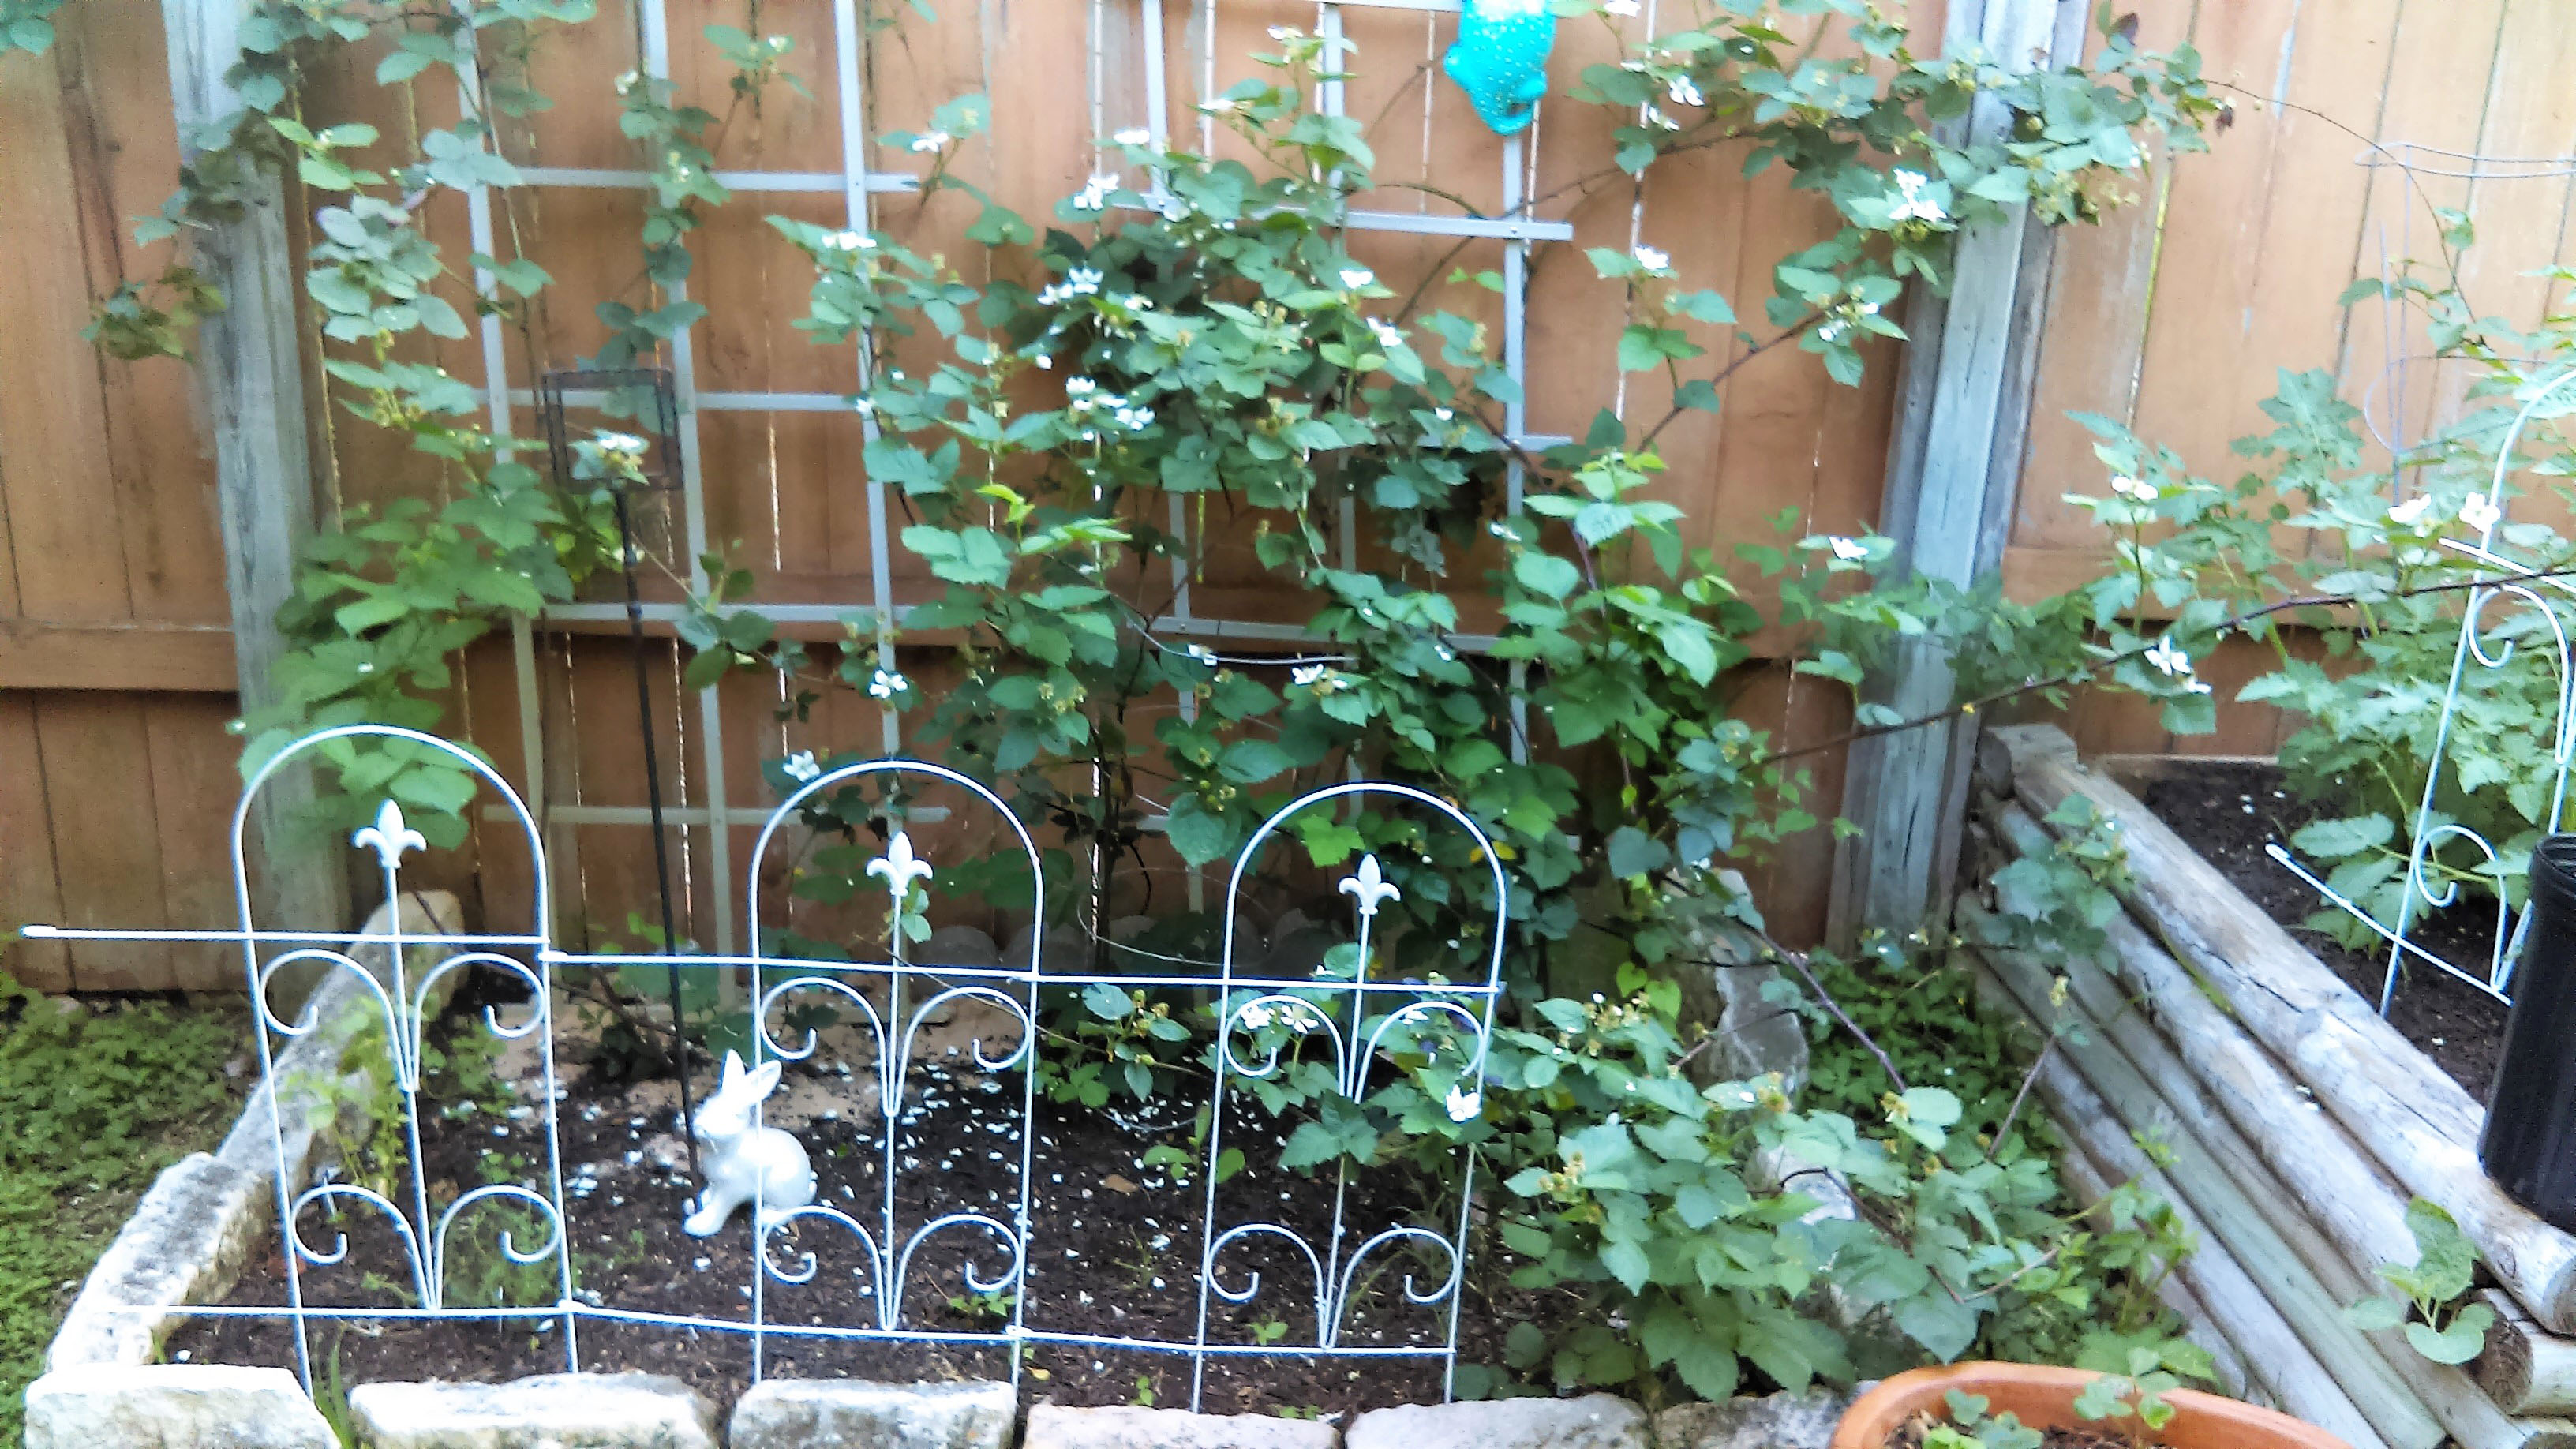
909, 130, 953, 153
1828, 535, 1869, 564
1667, 74, 1705, 108
1603, 0, 1640, 14
1340, 266, 1376, 290
2460, 493, 2503, 534
1365, 316, 1405, 350
868, 668, 909, 700
1066, 266, 1103, 294
1237, 1002, 1275, 1031
1199, 96, 1238, 115
1113, 127, 1152, 146
1070, 171, 1121, 212
781, 751, 822, 783
824, 230, 874, 252
1033, 354, 1054, 370
2111, 474, 2156, 502
614, 69, 640, 95
2144, 637, 2213, 695
1889, 169, 1949, 225
1267, 23, 1302, 40
1066, 376, 1099, 398
2387, 494, 2434, 526
1631, 244, 1672, 276
1646, 105, 1680, 132
1185, 644, 1217, 665
1114, 403, 1156, 431
1291, 663, 1328, 688
595, 432, 647, 454
1445, 1084, 1482, 1123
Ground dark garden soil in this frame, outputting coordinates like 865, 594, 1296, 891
170, 979, 1570, 1422
1885, 1415, 2126, 1449
2136, 759, 2509, 1100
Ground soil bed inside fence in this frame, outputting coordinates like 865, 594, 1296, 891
170, 981, 1566, 1421
2136, 759, 2507, 1099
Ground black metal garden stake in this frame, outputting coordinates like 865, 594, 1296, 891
538, 366, 698, 1177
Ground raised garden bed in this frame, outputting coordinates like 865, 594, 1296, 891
1960, 725, 2576, 1449
39, 882, 1578, 1438
162, 990, 1556, 1423
2123, 757, 2509, 1098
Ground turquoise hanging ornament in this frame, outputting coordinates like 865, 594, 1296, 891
1443, 0, 1556, 137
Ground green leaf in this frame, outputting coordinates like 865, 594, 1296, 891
2290, 814, 2395, 860
1657, 621, 1719, 685
376, 47, 436, 84
1606, 826, 1671, 879
2398, 1197, 2478, 1301
1893, 1289, 1979, 1363
2344, 1295, 2407, 1332
1599, 1238, 1652, 1294
1163, 796, 1234, 867
1216, 738, 1294, 784
1898, 1086, 1962, 1129
1081, 981, 1135, 1020
2405, 1303, 2494, 1365
1512, 552, 1582, 600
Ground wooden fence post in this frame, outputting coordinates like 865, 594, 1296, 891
160, 0, 351, 945
1828, 0, 2080, 942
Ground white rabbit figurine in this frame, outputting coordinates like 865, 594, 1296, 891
681, 1050, 818, 1237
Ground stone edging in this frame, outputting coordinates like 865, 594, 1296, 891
24, 1368, 1858, 1449
45, 893, 459, 1372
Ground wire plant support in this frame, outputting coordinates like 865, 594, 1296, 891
537, 366, 701, 1174
24, 723, 1510, 1411
2271, 364, 2576, 1016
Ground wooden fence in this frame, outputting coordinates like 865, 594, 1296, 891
2, 0, 2568, 990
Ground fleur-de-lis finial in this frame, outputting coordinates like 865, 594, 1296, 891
1339, 852, 1401, 920
352, 799, 428, 871
865, 829, 934, 901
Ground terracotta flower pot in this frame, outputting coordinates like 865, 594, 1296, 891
1830, 1365, 2353, 1449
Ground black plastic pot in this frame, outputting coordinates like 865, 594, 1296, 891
2483, 835, 2576, 1230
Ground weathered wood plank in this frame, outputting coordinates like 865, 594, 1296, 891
1831, 0, 2066, 941
141, 695, 243, 990
160, 0, 350, 942
33, 692, 170, 992
1972, 935, 2449, 1449
0, 19, 134, 627
2051, 1099, 2263, 1406
1973, 889, 2559, 1449
1992, 979, 2392, 1447
2481, 1289, 2576, 1418
0, 620, 235, 691
1986, 803, 2421, 1284
54, 0, 232, 627
0, 695, 72, 990
1996, 721, 2576, 1332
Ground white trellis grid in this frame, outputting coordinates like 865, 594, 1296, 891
28, 724, 1509, 1407
448, 2, 1583, 954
